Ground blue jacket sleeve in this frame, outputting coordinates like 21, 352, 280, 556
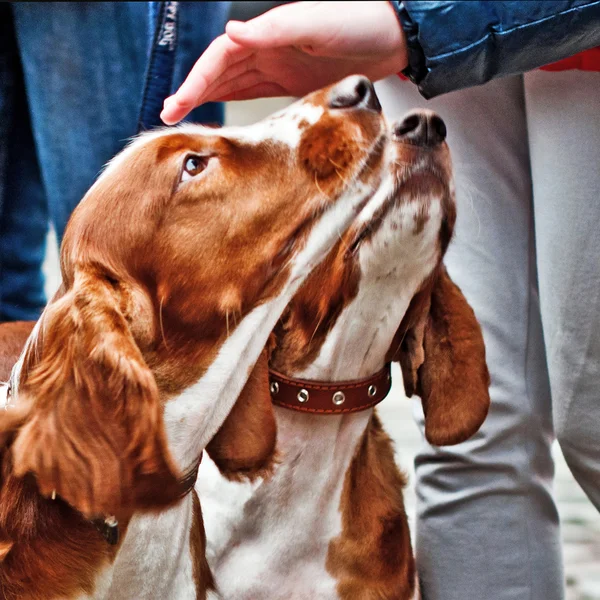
391, 1, 600, 98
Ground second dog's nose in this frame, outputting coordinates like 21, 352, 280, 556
329, 76, 381, 112
394, 111, 447, 147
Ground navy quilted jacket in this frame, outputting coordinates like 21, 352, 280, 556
391, 1, 600, 98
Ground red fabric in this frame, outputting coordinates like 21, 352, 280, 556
397, 47, 600, 81
540, 47, 600, 72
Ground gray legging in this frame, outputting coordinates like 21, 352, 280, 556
376, 70, 600, 600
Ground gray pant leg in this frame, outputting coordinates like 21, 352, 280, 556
375, 75, 563, 600
525, 70, 600, 510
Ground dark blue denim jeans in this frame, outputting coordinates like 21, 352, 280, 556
0, 2, 229, 321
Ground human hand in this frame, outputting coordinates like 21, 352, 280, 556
160, 1, 407, 124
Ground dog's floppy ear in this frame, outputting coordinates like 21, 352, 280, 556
390, 267, 490, 446
9, 267, 183, 518
206, 348, 277, 480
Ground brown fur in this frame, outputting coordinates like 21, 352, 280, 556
415, 268, 490, 445
0, 449, 132, 600
272, 239, 361, 373
12, 270, 183, 519
206, 350, 277, 480
299, 113, 357, 181
0, 325, 128, 600
190, 491, 213, 600
389, 266, 490, 446
327, 413, 415, 600
0, 79, 388, 598
0, 322, 34, 382
388, 266, 490, 446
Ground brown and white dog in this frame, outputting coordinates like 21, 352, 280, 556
0, 76, 392, 600
197, 106, 490, 598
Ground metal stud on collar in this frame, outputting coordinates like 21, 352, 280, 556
332, 391, 345, 406
270, 381, 279, 395
368, 385, 377, 397
297, 389, 309, 403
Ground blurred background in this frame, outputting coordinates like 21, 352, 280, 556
40, 2, 600, 598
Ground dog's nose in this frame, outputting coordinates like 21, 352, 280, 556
328, 76, 381, 112
393, 111, 447, 147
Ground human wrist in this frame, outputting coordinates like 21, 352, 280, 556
388, 1, 425, 82
386, 1, 409, 69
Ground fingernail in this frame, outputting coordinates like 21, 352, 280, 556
160, 107, 178, 125
226, 20, 252, 37
226, 19, 245, 30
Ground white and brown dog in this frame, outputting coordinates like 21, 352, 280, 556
197, 100, 490, 598
0, 76, 392, 600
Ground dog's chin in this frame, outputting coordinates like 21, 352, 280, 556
346, 158, 452, 260
343, 168, 399, 258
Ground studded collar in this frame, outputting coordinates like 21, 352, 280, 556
269, 363, 392, 414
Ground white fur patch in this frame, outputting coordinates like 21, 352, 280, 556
96, 101, 324, 187
96, 496, 196, 600
198, 410, 371, 600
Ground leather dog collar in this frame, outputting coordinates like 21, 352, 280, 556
269, 363, 392, 414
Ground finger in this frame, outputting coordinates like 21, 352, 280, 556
200, 54, 259, 102
160, 98, 188, 125
178, 33, 251, 103
206, 70, 268, 104
161, 34, 252, 123
225, 3, 337, 51
228, 2, 405, 59
212, 82, 289, 103
163, 57, 258, 122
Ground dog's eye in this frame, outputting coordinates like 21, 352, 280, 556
181, 155, 209, 182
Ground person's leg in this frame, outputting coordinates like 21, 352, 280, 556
525, 69, 600, 509
0, 4, 47, 321
12, 2, 228, 241
375, 76, 563, 599
12, 2, 151, 240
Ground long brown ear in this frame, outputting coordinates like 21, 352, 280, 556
206, 349, 277, 480
391, 267, 490, 446
10, 268, 182, 518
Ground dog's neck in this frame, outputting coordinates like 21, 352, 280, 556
200, 272, 425, 599
88, 494, 201, 600
269, 219, 439, 470
158, 170, 380, 473
200, 193, 442, 597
